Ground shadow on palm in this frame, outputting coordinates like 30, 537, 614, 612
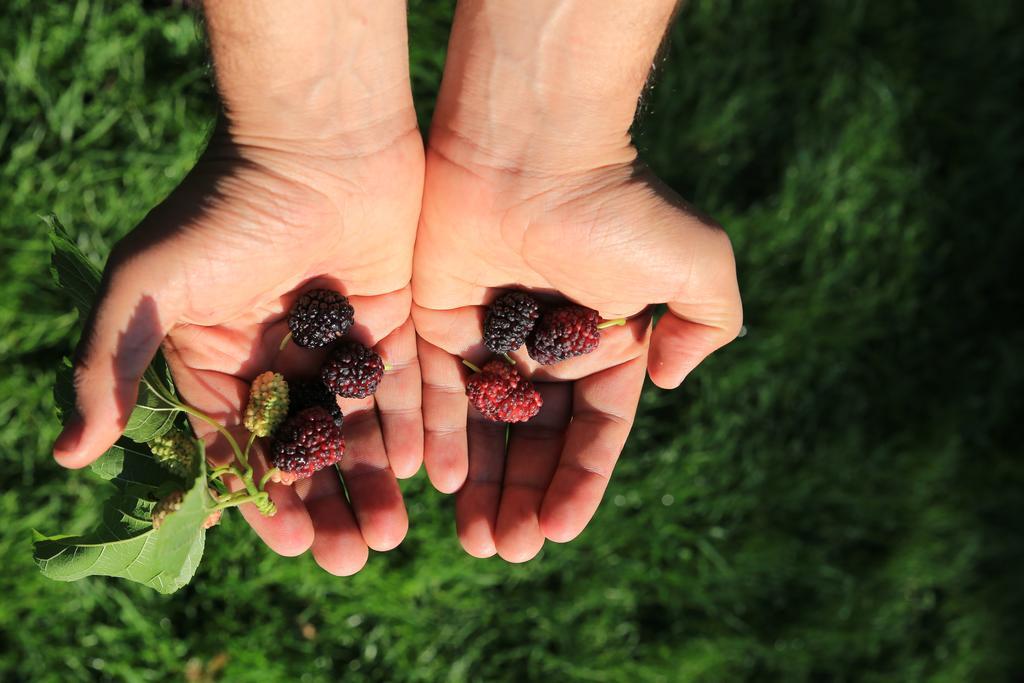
65, 127, 426, 575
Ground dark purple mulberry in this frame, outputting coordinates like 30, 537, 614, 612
526, 305, 601, 365
271, 406, 346, 485
483, 292, 541, 354
287, 289, 354, 348
289, 379, 343, 427
320, 341, 385, 398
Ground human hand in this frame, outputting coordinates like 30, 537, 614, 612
411, 0, 742, 562
413, 146, 741, 563
52, 0, 424, 575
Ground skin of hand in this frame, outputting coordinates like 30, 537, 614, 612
412, 0, 743, 562
52, 0, 424, 576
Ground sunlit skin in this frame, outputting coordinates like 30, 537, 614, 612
52, 0, 743, 571
411, 0, 742, 562
53, 1, 424, 576
413, 128, 741, 563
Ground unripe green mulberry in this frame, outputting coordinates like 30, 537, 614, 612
152, 490, 222, 530
244, 371, 289, 437
149, 429, 198, 478
151, 490, 184, 530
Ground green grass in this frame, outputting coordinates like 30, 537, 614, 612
2, 0, 1022, 680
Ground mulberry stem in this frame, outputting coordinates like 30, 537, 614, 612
208, 465, 244, 483
243, 432, 256, 461
141, 368, 267, 510
259, 468, 280, 490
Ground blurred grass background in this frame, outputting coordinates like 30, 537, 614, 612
1, 0, 1022, 680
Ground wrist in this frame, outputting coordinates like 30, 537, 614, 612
428, 0, 677, 175
427, 110, 636, 179
203, 0, 416, 157
224, 100, 418, 162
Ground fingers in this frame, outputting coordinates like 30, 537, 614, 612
335, 395, 409, 552
228, 440, 316, 557
492, 382, 572, 562
648, 303, 742, 389
416, 305, 649, 560
295, 469, 369, 576
54, 249, 181, 468
454, 414, 506, 558
410, 303, 485, 357
372, 317, 423, 479
413, 302, 649, 381
417, 337, 470, 493
539, 354, 646, 543
648, 225, 742, 389
162, 356, 315, 556
281, 320, 414, 564
346, 287, 413, 347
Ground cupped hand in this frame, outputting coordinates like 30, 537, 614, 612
53, 123, 425, 575
412, 144, 742, 562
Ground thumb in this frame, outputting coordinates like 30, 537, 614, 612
648, 228, 743, 389
53, 246, 180, 468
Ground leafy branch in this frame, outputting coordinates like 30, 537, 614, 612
34, 217, 277, 593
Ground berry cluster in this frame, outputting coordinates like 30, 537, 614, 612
289, 380, 343, 426
270, 406, 346, 485
253, 288, 388, 482
466, 360, 543, 423
243, 371, 290, 437
149, 428, 198, 478
483, 291, 623, 364
464, 291, 626, 423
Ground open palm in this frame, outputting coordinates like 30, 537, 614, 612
55, 127, 425, 575
412, 147, 742, 562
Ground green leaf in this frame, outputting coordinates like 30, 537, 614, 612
32, 530, 74, 543
34, 446, 211, 595
89, 437, 183, 495
47, 215, 179, 441
46, 214, 102, 320
55, 354, 180, 442
122, 378, 179, 443
53, 357, 75, 423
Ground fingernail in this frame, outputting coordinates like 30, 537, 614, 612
53, 413, 85, 465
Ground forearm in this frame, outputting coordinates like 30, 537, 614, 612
202, 0, 416, 150
430, 0, 679, 173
